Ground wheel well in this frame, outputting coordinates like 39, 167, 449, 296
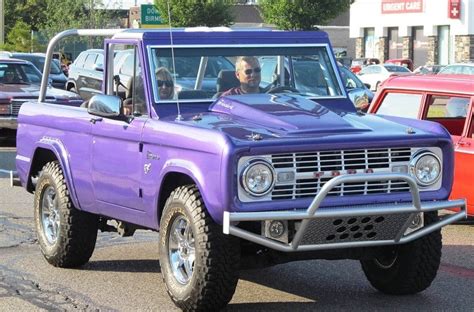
27, 148, 58, 192
158, 172, 195, 222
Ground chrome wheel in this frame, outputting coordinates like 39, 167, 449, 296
168, 215, 195, 285
40, 185, 60, 245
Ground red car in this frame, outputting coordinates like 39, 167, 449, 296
369, 74, 474, 217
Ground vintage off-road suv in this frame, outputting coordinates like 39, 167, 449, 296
16, 28, 466, 311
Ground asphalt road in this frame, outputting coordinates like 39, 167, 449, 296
1, 172, 474, 311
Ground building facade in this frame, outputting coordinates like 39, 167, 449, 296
350, 0, 474, 67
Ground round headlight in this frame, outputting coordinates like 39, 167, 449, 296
410, 152, 441, 186
241, 160, 275, 196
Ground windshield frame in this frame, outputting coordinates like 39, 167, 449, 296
147, 43, 347, 104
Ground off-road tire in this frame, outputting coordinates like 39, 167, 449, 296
34, 161, 98, 267
360, 212, 442, 294
159, 185, 240, 311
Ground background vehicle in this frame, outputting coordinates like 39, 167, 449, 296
10, 52, 68, 89
384, 58, 414, 71
16, 28, 466, 311
438, 63, 474, 75
350, 57, 380, 74
66, 49, 104, 100
413, 64, 446, 75
358, 64, 411, 91
0, 58, 82, 139
369, 74, 474, 217
339, 64, 373, 111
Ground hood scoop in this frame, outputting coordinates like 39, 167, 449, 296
209, 94, 360, 134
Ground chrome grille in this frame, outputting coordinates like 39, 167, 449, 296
271, 148, 412, 199
11, 99, 27, 116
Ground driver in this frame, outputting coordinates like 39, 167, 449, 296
221, 56, 263, 96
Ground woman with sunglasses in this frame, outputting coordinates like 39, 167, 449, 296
156, 67, 175, 100
221, 56, 262, 96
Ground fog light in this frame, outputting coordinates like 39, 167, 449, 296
269, 220, 285, 238
404, 213, 424, 235
263, 220, 288, 243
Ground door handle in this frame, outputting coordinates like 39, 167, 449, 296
458, 141, 471, 147
90, 117, 103, 124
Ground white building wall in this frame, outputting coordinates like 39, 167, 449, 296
351, 0, 473, 38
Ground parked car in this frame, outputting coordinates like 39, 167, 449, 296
368, 73, 474, 217
0, 58, 83, 138
350, 57, 380, 74
339, 64, 374, 111
358, 64, 411, 91
66, 49, 104, 100
16, 28, 465, 311
437, 63, 474, 75
10, 52, 68, 89
413, 64, 446, 75
384, 58, 414, 71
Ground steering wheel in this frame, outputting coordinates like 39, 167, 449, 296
266, 85, 299, 94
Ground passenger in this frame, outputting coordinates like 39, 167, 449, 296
221, 56, 262, 96
156, 67, 175, 100
3, 68, 17, 83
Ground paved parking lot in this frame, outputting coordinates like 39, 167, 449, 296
1, 170, 473, 310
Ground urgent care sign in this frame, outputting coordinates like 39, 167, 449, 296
381, 0, 423, 14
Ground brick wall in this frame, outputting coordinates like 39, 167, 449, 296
455, 35, 474, 62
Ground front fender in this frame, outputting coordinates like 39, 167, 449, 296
159, 158, 223, 223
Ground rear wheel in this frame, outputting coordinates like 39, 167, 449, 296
360, 212, 442, 294
159, 185, 240, 311
34, 161, 98, 267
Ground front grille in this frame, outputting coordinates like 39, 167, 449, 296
299, 213, 411, 245
271, 148, 412, 199
11, 99, 30, 116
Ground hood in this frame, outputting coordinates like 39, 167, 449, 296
169, 94, 446, 144
209, 94, 359, 134
0, 83, 81, 100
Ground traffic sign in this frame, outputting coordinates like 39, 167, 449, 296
141, 4, 164, 25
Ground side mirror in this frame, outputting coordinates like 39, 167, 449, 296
87, 94, 122, 118
364, 83, 371, 89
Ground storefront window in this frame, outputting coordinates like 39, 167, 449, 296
388, 27, 402, 59
438, 26, 450, 65
412, 26, 428, 68
364, 28, 376, 58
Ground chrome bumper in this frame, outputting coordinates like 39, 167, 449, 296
223, 173, 466, 252
0, 117, 18, 129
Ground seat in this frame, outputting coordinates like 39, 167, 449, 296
216, 70, 239, 94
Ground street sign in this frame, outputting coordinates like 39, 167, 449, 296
141, 4, 164, 26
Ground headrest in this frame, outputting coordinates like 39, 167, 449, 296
216, 70, 239, 93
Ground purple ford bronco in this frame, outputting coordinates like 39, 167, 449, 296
16, 28, 466, 311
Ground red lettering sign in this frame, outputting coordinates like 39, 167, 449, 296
381, 0, 423, 14
448, 0, 461, 19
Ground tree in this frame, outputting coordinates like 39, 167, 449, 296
0, 21, 42, 52
259, 0, 354, 30
4, 0, 47, 34
154, 0, 234, 27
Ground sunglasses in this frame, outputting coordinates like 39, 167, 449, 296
158, 80, 173, 87
243, 67, 261, 75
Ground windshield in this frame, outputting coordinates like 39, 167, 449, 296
0, 63, 42, 84
14, 54, 62, 75
149, 46, 343, 102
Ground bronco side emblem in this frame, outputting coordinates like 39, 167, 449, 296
144, 163, 151, 174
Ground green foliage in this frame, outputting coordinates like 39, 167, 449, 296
0, 21, 42, 52
4, 0, 47, 33
154, 0, 235, 27
259, 0, 354, 30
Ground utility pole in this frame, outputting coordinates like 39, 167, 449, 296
0, 0, 4, 45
